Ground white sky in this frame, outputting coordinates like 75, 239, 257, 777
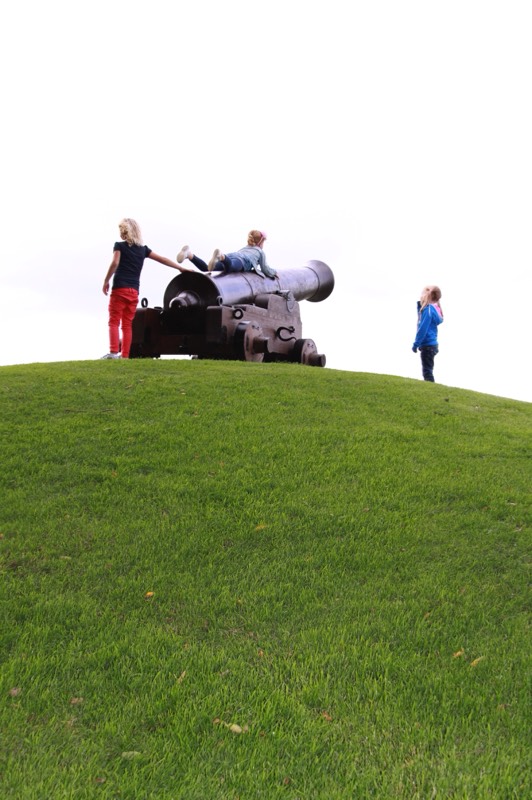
1, 0, 530, 402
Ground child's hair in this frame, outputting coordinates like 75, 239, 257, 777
420, 285, 441, 308
119, 218, 143, 246
247, 230, 267, 246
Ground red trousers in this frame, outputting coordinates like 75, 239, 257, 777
108, 288, 138, 358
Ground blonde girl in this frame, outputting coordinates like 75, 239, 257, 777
101, 218, 187, 359
176, 230, 278, 279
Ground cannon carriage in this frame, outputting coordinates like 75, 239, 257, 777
129, 260, 334, 366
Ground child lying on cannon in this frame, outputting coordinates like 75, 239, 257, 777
176, 230, 278, 279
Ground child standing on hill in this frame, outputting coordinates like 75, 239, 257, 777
412, 285, 443, 382
176, 230, 278, 279
101, 218, 189, 359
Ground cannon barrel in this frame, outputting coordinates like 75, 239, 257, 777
164, 260, 334, 310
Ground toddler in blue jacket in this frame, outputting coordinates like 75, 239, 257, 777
412, 285, 443, 382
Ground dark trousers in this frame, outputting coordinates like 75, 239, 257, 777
190, 255, 209, 272
420, 345, 439, 382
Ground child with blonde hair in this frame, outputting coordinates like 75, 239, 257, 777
176, 230, 278, 279
412, 285, 444, 382
101, 218, 188, 359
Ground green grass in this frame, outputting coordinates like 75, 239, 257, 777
1, 360, 530, 799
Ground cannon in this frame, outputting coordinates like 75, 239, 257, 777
129, 260, 334, 366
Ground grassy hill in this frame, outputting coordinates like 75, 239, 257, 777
1, 360, 530, 799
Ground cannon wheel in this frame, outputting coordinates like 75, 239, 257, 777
234, 322, 265, 363
291, 338, 326, 367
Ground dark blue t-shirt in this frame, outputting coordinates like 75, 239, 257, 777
112, 242, 152, 290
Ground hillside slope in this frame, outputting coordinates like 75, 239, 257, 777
1, 361, 530, 799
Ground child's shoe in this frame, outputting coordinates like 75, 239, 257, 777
100, 353, 121, 359
177, 245, 192, 263
208, 249, 223, 271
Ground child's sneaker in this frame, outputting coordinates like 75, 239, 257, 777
177, 245, 191, 263
100, 353, 121, 359
208, 249, 223, 271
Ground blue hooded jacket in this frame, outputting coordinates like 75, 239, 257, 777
413, 303, 443, 349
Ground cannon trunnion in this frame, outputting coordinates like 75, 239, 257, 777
130, 260, 334, 366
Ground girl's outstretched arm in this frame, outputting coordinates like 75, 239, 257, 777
148, 252, 193, 272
